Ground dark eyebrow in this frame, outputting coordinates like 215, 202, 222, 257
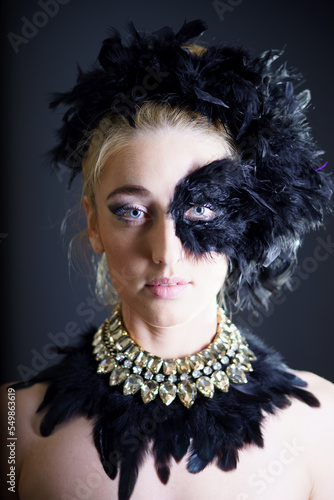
106, 185, 151, 200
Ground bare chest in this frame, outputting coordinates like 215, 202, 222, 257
18, 415, 312, 500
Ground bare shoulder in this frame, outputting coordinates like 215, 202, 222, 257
288, 370, 334, 498
285, 369, 334, 429
0, 381, 49, 424
291, 369, 334, 411
0, 381, 49, 499
0, 381, 49, 468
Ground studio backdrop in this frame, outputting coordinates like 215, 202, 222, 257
1, 0, 333, 384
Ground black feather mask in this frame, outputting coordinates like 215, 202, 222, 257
49, 19, 333, 309
12, 329, 319, 500
169, 156, 332, 308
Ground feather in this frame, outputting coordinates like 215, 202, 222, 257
187, 432, 218, 472
291, 387, 320, 408
195, 88, 229, 107
11, 327, 321, 500
153, 438, 172, 484
94, 423, 119, 480
217, 447, 239, 471
156, 465, 170, 485
175, 19, 207, 43
229, 383, 271, 401
187, 453, 209, 473
118, 454, 139, 500
46, 19, 333, 311
171, 433, 190, 462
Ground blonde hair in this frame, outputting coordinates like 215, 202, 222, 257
82, 102, 236, 217
78, 101, 237, 306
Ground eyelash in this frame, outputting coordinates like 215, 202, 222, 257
108, 203, 217, 225
109, 204, 150, 224
184, 204, 217, 221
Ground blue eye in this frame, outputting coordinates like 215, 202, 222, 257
127, 208, 143, 219
108, 204, 149, 224
184, 205, 217, 221
193, 207, 206, 216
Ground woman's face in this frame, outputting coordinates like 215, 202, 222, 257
85, 126, 231, 327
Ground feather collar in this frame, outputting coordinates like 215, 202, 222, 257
14, 320, 319, 500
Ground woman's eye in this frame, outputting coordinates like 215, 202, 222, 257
184, 205, 217, 221
125, 208, 144, 219
108, 205, 150, 224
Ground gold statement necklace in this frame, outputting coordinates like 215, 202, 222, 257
92, 305, 256, 408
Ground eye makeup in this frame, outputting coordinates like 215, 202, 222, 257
108, 203, 151, 224
184, 204, 218, 221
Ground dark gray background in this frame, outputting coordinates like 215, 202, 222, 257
1, 0, 333, 384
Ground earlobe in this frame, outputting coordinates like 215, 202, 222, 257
83, 196, 105, 254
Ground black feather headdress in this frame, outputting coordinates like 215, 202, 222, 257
49, 20, 333, 309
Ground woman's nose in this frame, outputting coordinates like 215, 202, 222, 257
151, 216, 183, 266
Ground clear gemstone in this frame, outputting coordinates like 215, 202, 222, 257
109, 368, 130, 386
226, 364, 248, 384
239, 346, 257, 360
211, 370, 229, 392
226, 349, 235, 357
159, 382, 177, 405
95, 348, 108, 360
116, 353, 125, 362
180, 373, 189, 381
141, 380, 159, 403
176, 358, 191, 374
178, 381, 197, 408
123, 359, 133, 368
147, 356, 163, 374
116, 336, 134, 351
111, 329, 125, 342
168, 374, 178, 383
230, 332, 239, 342
213, 362, 222, 371
93, 343, 104, 354
155, 373, 165, 382
242, 363, 253, 372
203, 366, 213, 376
192, 370, 202, 379
196, 376, 214, 398
201, 349, 216, 365
109, 316, 121, 331
163, 360, 177, 375
144, 370, 154, 380
231, 342, 239, 351
92, 332, 102, 346
134, 351, 149, 367
224, 322, 234, 333
126, 344, 140, 361
235, 353, 252, 371
189, 354, 205, 370
212, 337, 224, 350
220, 355, 229, 365
210, 343, 225, 356
217, 334, 231, 349
132, 365, 142, 374
123, 375, 143, 395
97, 357, 117, 374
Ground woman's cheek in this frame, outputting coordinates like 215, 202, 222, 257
205, 254, 229, 289
103, 241, 142, 294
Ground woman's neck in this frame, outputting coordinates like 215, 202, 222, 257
120, 301, 218, 359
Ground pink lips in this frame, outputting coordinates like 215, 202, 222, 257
145, 277, 190, 299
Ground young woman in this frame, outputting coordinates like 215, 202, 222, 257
2, 20, 334, 500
